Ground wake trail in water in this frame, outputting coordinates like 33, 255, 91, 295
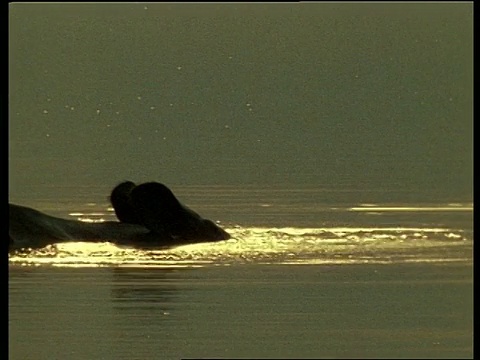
9, 225, 472, 268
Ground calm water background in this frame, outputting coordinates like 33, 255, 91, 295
9, 3, 473, 360
9, 3, 473, 197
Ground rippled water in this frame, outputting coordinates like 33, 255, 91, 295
9, 187, 473, 359
9, 224, 472, 268
9, 187, 473, 268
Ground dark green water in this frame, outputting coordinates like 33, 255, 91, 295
9, 3, 473, 197
9, 3, 473, 359
9, 263, 472, 359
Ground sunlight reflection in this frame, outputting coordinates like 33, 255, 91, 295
8, 225, 472, 268
350, 205, 473, 212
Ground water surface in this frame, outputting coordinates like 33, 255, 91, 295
9, 188, 473, 359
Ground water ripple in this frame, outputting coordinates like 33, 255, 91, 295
9, 225, 472, 268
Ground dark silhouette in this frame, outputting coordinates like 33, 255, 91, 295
9, 181, 230, 251
130, 182, 228, 241
109, 180, 140, 224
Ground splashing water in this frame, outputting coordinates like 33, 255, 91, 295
9, 225, 472, 268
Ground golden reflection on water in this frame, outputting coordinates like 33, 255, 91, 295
9, 225, 472, 268
350, 206, 473, 212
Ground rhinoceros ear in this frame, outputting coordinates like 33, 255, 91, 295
109, 181, 141, 225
